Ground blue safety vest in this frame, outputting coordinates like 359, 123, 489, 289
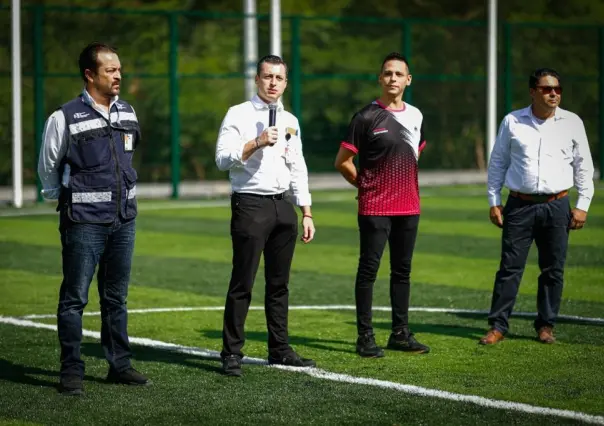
60, 96, 140, 223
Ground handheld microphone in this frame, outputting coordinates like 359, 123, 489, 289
268, 104, 277, 127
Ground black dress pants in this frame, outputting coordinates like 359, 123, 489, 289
221, 192, 298, 359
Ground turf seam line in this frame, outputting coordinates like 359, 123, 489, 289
19, 305, 604, 325
0, 190, 486, 218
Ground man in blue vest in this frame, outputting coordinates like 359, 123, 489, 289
38, 42, 149, 395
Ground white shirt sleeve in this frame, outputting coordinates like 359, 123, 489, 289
37, 110, 68, 200
487, 115, 512, 207
571, 117, 595, 211
287, 123, 312, 207
215, 107, 246, 171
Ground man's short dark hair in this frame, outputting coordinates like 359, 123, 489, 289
79, 42, 118, 82
256, 55, 288, 76
529, 68, 561, 89
381, 52, 410, 73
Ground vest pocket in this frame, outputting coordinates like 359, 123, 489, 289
68, 172, 116, 223
72, 134, 111, 169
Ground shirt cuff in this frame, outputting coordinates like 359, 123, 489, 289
576, 196, 592, 212
41, 187, 61, 200
488, 193, 501, 207
291, 192, 312, 207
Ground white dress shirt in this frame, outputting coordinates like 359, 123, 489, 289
37, 90, 124, 200
215, 94, 312, 206
487, 105, 595, 211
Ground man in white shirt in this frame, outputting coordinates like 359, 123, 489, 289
215, 55, 316, 376
480, 68, 595, 345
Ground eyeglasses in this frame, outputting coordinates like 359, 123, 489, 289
536, 85, 563, 95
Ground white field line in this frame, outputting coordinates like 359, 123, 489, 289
20, 305, 604, 325
0, 315, 603, 425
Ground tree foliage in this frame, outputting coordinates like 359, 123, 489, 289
0, 0, 602, 184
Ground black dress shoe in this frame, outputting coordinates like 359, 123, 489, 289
387, 331, 430, 354
222, 354, 243, 377
58, 374, 84, 396
106, 367, 151, 385
268, 352, 316, 367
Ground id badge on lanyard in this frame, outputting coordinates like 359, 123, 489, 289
123, 133, 134, 152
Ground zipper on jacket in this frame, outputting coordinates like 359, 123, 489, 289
108, 127, 122, 218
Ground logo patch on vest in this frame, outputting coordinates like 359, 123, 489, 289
73, 112, 90, 119
372, 128, 388, 135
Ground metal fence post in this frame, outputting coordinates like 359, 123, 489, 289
403, 21, 413, 104
503, 22, 512, 114
290, 16, 301, 120
33, 4, 44, 202
169, 12, 180, 198
600, 27, 604, 180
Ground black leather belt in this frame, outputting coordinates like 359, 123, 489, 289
234, 192, 286, 200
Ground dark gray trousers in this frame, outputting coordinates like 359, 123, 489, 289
488, 195, 571, 334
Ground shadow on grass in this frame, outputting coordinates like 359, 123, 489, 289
355, 311, 604, 345
198, 329, 356, 355
81, 343, 224, 375
0, 358, 106, 389
355, 321, 488, 341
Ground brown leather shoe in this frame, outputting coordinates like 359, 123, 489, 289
537, 326, 556, 344
479, 329, 504, 345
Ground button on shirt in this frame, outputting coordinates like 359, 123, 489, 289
487, 106, 595, 211
215, 95, 312, 206
37, 90, 124, 200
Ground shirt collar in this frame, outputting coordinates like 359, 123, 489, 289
522, 104, 567, 121
251, 94, 284, 111
81, 89, 119, 114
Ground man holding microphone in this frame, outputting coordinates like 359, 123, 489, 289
215, 55, 316, 377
